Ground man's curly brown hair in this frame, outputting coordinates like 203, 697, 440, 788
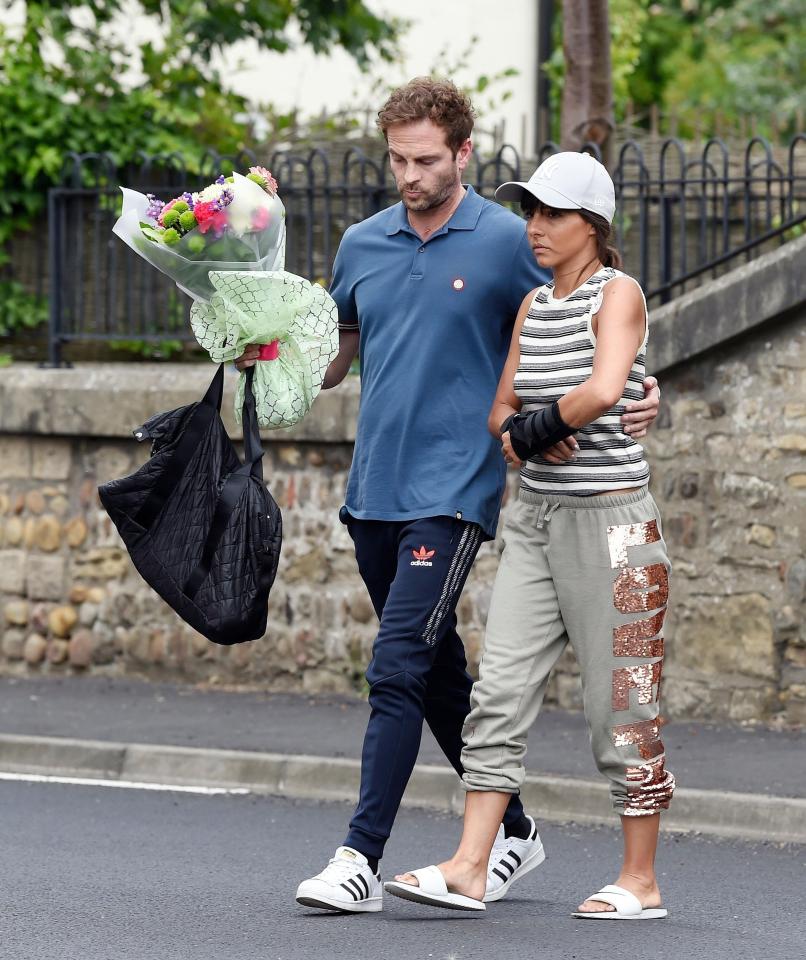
377, 77, 476, 156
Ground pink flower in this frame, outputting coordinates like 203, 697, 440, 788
249, 166, 278, 195
198, 210, 228, 236
157, 198, 179, 226
251, 207, 270, 230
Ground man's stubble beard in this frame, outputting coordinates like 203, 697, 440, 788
398, 167, 459, 212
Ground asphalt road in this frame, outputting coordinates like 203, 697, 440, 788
1, 780, 804, 960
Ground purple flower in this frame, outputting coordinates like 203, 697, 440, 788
215, 175, 226, 185
145, 194, 165, 220
182, 192, 195, 210
215, 188, 234, 210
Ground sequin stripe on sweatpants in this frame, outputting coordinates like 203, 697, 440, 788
608, 520, 675, 815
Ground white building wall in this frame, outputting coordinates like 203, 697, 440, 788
224, 0, 539, 155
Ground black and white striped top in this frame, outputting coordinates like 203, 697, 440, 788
514, 266, 650, 495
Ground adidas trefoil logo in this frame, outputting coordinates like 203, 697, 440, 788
411, 546, 436, 567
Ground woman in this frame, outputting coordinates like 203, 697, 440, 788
384, 152, 674, 919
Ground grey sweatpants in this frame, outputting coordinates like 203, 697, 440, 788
461, 487, 675, 817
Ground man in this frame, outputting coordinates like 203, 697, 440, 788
238, 78, 660, 912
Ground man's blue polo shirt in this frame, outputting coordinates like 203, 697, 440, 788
330, 185, 548, 538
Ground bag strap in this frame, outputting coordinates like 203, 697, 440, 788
241, 365, 264, 481
182, 365, 266, 599
202, 361, 225, 411
133, 364, 223, 530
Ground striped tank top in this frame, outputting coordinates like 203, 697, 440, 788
513, 266, 650, 495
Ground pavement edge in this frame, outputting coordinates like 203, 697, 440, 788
1, 733, 804, 844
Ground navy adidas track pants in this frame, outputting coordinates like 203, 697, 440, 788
341, 511, 526, 860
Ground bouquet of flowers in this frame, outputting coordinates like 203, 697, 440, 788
112, 167, 338, 428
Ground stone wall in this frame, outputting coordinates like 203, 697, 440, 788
0, 239, 804, 723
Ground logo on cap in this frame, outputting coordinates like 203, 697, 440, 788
538, 156, 562, 180
452, 278, 465, 291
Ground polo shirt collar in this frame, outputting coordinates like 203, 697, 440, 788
385, 184, 484, 236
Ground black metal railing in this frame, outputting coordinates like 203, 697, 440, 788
23, 135, 806, 363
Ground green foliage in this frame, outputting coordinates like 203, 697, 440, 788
648, 0, 806, 135
0, 280, 48, 338
108, 338, 185, 360
0, 1, 400, 342
547, 0, 805, 140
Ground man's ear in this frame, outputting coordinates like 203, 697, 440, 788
456, 138, 473, 172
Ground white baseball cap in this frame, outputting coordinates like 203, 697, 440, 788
495, 151, 616, 224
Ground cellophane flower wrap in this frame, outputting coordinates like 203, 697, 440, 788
112, 169, 338, 428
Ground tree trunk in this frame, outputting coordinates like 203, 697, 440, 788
560, 0, 614, 165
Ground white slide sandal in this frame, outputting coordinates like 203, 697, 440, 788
572, 884, 667, 920
384, 866, 486, 913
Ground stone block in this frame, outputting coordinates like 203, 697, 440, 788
23, 633, 47, 664
79, 602, 99, 627
3, 517, 23, 546
49, 495, 69, 517
674, 593, 776, 680
0, 550, 26, 593
284, 547, 330, 585
3, 599, 29, 626
786, 473, 806, 489
86, 445, 132, 483
776, 434, 806, 453
1, 628, 25, 660
31, 440, 72, 481
24, 491, 46, 514
64, 517, 88, 548
68, 629, 94, 668
720, 473, 778, 507
787, 559, 806, 606
26, 554, 67, 600
746, 524, 776, 548
46, 638, 69, 664
72, 547, 128, 580
0, 438, 31, 479
69, 585, 89, 604
48, 605, 78, 638
347, 588, 374, 625
665, 513, 697, 548
729, 685, 777, 721
33, 515, 61, 552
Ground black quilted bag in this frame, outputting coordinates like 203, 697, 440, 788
98, 364, 282, 645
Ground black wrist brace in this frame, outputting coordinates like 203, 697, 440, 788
501, 403, 576, 460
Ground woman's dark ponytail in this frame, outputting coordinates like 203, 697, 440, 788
581, 210, 623, 269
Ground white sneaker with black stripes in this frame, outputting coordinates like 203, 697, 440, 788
296, 846, 383, 913
484, 817, 546, 903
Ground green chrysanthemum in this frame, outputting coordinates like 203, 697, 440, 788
162, 228, 180, 245
187, 235, 206, 254
162, 209, 180, 228
179, 210, 197, 231
172, 200, 189, 214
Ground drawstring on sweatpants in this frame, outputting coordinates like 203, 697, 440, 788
535, 501, 561, 529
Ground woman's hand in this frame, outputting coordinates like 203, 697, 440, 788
502, 432, 579, 467
501, 431, 523, 468
541, 436, 579, 465
234, 344, 261, 371
622, 376, 661, 438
